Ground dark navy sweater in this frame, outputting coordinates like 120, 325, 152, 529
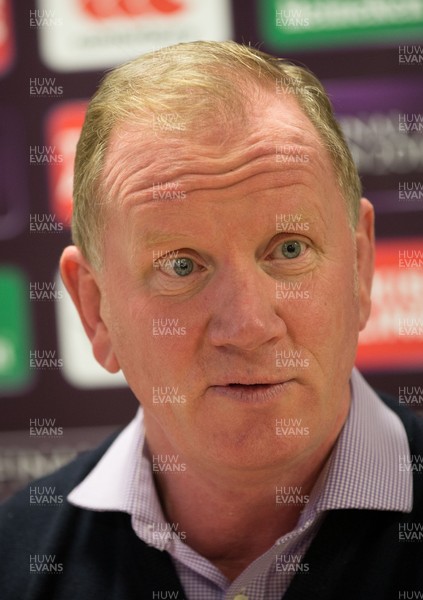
1, 394, 422, 600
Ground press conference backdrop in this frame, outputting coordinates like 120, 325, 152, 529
0, 0, 422, 500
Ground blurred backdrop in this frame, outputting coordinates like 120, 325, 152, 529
0, 0, 422, 500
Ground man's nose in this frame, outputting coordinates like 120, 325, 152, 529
206, 263, 287, 352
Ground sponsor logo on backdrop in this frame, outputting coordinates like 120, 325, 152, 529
260, 0, 423, 50
0, 0, 14, 76
0, 267, 33, 395
81, 0, 184, 19
45, 102, 87, 227
340, 111, 423, 176
37, 0, 233, 71
326, 77, 423, 215
357, 239, 423, 371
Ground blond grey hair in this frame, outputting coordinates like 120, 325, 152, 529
72, 40, 361, 268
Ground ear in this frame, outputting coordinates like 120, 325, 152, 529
355, 198, 375, 331
59, 246, 120, 373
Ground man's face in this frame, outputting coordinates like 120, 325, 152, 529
66, 92, 373, 476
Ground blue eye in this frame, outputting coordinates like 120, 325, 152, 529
172, 257, 194, 276
281, 240, 302, 259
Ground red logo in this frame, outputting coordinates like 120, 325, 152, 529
357, 238, 423, 371
80, 0, 184, 19
45, 102, 88, 227
0, 0, 14, 76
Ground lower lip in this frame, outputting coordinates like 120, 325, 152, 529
209, 382, 292, 404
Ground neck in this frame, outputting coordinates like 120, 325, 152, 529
145, 434, 337, 581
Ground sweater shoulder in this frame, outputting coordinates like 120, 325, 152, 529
377, 391, 423, 506
0, 428, 186, 600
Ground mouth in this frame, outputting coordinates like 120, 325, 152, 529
209, 381, 293, 403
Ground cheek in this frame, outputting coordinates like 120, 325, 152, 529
282, 259, 360, 375
106, 290, 204, 398
288, 264, 357, 326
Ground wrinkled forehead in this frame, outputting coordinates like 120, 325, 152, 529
101, 91, 331, 204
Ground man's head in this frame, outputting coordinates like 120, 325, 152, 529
72, 40, 362, 269
61, 41, 374, 479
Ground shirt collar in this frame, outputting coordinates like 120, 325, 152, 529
67, 411, 142, 511
315, 368, 413, 513
68, 368, 413, 520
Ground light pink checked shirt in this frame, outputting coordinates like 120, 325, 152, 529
68, 368, 412, 600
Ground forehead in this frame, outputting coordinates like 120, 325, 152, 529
100, 91, 342, 229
